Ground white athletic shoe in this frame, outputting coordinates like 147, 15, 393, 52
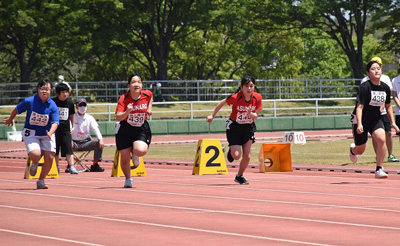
124, 178, 133, 188
36, 179, 48, 189
70, 166, 78, 174
375, 169, 388, 179
349, 143, 358, 164
132, 154, 140, 167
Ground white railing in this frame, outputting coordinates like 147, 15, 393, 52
0, 97, 357, 122
0, 78, 360, 105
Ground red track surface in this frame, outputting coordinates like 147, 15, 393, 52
1, 130, 400, 245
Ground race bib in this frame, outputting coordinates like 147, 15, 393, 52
369, 91, 386, 107
350, 113, 357, 124
127, 113, 145, 127
226, 119, 233, 129
29, 112, 49, 126
58, 107, 69, 121
115, 123, 121, 134
76, 131, 86, 139
23, 128, 36, 137
236, 112, 252, 124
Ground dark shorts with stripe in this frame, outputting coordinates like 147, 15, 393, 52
55, 130, 73, 157
381, 114, 391, 132
396, 115, 400, 135
226, 119, 256, 146
352, 117, 384, 146
115, 121, 152, 150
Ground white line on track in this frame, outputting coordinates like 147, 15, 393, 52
0, 228, 105, 246
0, 204, 334, 246
145, 168, 400, 190
1, 175, 400, 208
3, 168, 400, 192
1, 189, 400, 230
136, 180, 400, 203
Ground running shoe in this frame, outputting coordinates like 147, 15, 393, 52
36, 179, 48, 189
227, 149, 234, 163
90, 163, 105, 172
29, 162, 39, 176
387, 155, 399, 162
349, 143, 358, 164
375, 168, 388, 179
234, 175, 249, 185
70, 166, 78, 174
124, 178, 133, 188
65, 165, 71, 173
132, 154, 140, 167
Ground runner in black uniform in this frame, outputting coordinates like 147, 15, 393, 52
350, 61, 399, 178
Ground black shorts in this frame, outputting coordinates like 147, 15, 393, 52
226, 119, 256, 146
396, 115, 400, 135
352, 118, 384, 146
55, 130, 73, 156
115, 121, 152, 150
381, 114, 391, 132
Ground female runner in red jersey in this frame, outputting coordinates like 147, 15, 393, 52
206, 76, 263, 184
115, 73, 153, 188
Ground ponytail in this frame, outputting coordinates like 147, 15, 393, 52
234, 86, 241, 94
230, 75, 259, 96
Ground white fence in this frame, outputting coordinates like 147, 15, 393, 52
0, 78, 360, 105
0, 98, 356, 122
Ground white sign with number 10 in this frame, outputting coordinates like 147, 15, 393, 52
283, 131, 306, 144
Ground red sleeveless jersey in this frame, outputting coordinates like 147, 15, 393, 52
116, 90, 153, 122
226, 91, 263, 124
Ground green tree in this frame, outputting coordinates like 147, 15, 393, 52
170, 0, 276, 80
258, 0, 392, 80
0, 0, 67, 92
83, 0, 214, 80
371, 0, 400, 55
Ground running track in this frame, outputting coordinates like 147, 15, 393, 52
1, 130, 400, 245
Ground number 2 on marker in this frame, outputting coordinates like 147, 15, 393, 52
205, 145, 220, 167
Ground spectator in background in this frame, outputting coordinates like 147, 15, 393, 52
150, 83, 164, 102
360, 57, 398, 162
391, 60, 400, 144
58, 75, 65, 83
71, 98, 105, 172
4, 79, 59, 189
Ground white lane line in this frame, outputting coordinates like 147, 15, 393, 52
1, 178, 400, 213
1, 190, 400, 231
3, 169, 400, 193
0, 228, 104, 246
0, 204, 333, 246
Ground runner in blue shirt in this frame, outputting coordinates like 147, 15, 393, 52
4, 78, 59, 189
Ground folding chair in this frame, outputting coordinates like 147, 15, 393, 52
73, 150, 92, 172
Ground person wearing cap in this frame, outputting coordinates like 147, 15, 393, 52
71, 98, 105, 172
391, 60, 400, 146
359, 57, 398, 162
150, 83, 164, 102
53, 81, 78, 174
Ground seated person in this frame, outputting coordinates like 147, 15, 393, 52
71, 98, 105, 172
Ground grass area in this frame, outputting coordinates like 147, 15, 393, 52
100, 138, 400, 167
